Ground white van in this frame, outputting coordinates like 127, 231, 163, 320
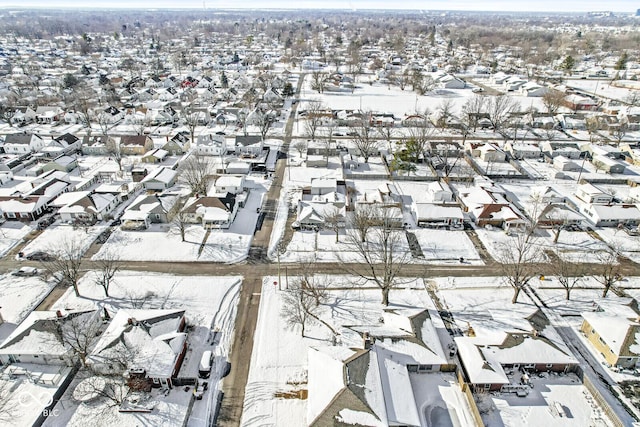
199, 350, 213, 378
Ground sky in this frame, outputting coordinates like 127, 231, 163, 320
2, 0, 638, 13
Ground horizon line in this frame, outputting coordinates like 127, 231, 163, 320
0, 6, 635, 13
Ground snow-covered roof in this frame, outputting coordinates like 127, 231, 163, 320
89, 309, 186, 378
415, 203, 464, 220
582, 311, 640, 355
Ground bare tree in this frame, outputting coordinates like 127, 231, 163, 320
54, 310, 102, 367
324, 207, 344, 242
178, 152, 215, 195
293, 140, 308, 158
461, 95, 488, 132
181, 103, 201, 146
610, 124, 627, 146
254, 108, 277, 141
311, 71, 325, 93
41, 238, 85, 297
93, 249, 121, 297
487, 95, 519, 134
304, 99, 325, 140
594, 249, 623, 298
0, 380, 19, 422
106, 138, 123, 172
542, 89, 566, 115
496, 233, 541, 304
281, 264, 339, 338
95, 110, 112, 137
171, 210, 191, 242
351, 111, 378, 163
341, 206, 412, 306
550, 250, 586, 300
0, 94, 18, 127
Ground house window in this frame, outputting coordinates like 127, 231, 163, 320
598, 337, 607, 346
6, 212, 15, 219
155, 214, 161, 220
545, 363, 553, 368
483, 384, 491, 390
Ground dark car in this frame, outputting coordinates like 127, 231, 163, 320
26, 251, 55, 261
37, 216, 56, 230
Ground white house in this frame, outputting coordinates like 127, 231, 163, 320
575, 183, 614, 204
213, 175, 246, 194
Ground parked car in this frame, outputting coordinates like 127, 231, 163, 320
26, 251, 55, 261
12, 266, 39, 276
198, 350, 213, 378
37, 216, 56, 230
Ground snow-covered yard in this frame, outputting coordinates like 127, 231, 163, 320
474, 226, 610, 263
0, 272, 56, 328
19, 224, 108, 258
0, 222, 32, 257
412, 229, 482, 264
479, 374, 609, 427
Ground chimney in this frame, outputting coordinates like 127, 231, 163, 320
363, 332, 374, 350
128, 317, 134, 325
56, 310, 63, 318
103, 307, 111, 320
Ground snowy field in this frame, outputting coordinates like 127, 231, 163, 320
19, 223, 108, 258
241, 276, 475, 427
46, 272, 242, 427
0, 221, 32, 257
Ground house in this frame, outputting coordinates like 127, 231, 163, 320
457, 184, 526, 232
467, 142, 507, 162
519, 81, 549, 97
141, 167, 177, 191
234, 135, 264, 158
11, 106, 37, 125
181, 193, 238, 229
581, 300, 640, 368
58, 193, 119, 224
553, 155, 583, 172
0, 309, 100, 366
295, 201, 346, 230
592, 154, 626, 174
213, 175, 246, 194
88, 309, 187, 389
540, 141, 581, 159
195, 133, 227, 156
41, 133, 81, 158
308, 308, 449, 427
162, 131, 191, 155
455, 310, 578, 392
141, 148, 169, 164
121, 194, 173, 230
504, 142, 540, 159
413, 203, 464, 228
563, 94, 598, 111
536, 203, 586, 228
2, 133, 46, 154
575, 183, 614, 204
81, 135, 114, 156
41, 155, 78, 173
225, 161, 251, 175
119, 135, 154, 155
580, 203, 640, 227
35, 106, 63, 124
